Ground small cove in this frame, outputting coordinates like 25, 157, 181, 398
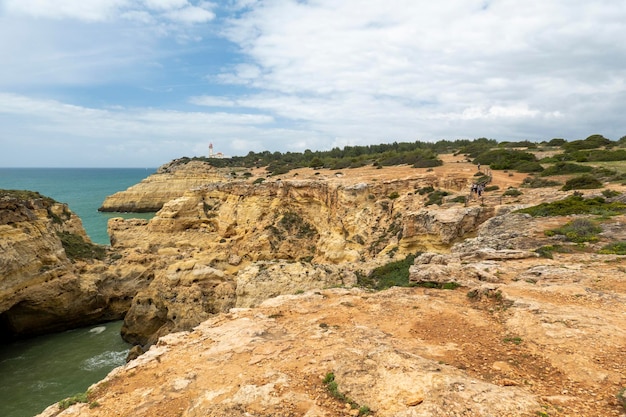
0, 321, 130, 417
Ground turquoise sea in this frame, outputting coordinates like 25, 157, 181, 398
0, 168, 155, 417
0, 168, 156, 244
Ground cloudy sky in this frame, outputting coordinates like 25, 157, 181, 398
1, 0, 625, 167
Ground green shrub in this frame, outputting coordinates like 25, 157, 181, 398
617, 387, 626, 412
570, 148, 626, 162
357, 254, 417, 290
502, 188, 522, 197
599, 242, 626, 255
601, 189, 621, 198
484, 185, 499, 192
59, 392, 89, 410
562, 134, 613, 152
521, 177, 561, 188
473, 149, 538, 170
545, 219, 602, 243
416, 185, 434, 195
388, 191, 400, 199
547, 138, 567, 147
57, 232, 106, 261
322, 373, 371, 415
450, 195, 467, 203
425, 190, 449, 206
561, 175, 603, 191
540, 162, 593, 177
516, 195, 626, 217
253, 177, 265, 184
514, 161, 544, 173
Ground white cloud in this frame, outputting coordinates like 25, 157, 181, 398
2, 0, 626, 167
3, 0, 129, 21
189, 96, 237, 107
2, 0, 215, 24
212, 0, 626, 143
143, 0, 189, 11
165, 5, 215, 23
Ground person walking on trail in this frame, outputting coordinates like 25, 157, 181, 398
477, 162, 481, 171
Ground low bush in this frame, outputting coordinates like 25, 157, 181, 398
322, 373, 371, 415
521, 177, 561, 188
450, 195, 467, 203
357, 254, 417, 290
502, 188, 522, 197
561, 175, 603, 191
545, 219, 602, 243
602, 189, 621, 198
514, 161, 544, 173
540, 162, 592, 177
59, 392, 91, 410
57, 232, 106, 261
617, 387, 626, 412
473, 149, 538, 170
599, 242, 626, 255
516, 195, 626, 217
416, 185, 434, 195
425, 190, 450, 206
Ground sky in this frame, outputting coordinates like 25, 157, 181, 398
0, 0, 625, 167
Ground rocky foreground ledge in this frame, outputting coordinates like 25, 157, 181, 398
38, 251, 625, 417
39, 205, 626, 416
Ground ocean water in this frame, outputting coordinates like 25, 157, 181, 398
0, 168, 155, 416
0, 168, 156, 244
0, 321, 130, 417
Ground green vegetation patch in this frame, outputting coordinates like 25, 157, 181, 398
473, 149, 539, 171
502, 188, 522, 197
57, 232, 106, 261
521, 177, 561, 188
534, 245, 572, 259
545, 219, 602, 243
561, 175, 603, 191
561, 134, 613, 152
617, 387, 626, 412
425, 190, 449, 206
516, 195, 626, 217
599, 241, 626, 255
539, 162, 593, 177
357, 254, 416, 290
322, 373, 371, 415
0, 189, 56, 203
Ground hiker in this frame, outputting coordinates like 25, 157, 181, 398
477, 162, 481, 171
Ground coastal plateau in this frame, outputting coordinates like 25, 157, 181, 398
2, 155, 625, 416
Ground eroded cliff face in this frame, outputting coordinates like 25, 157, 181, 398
0, 192, 139, 340
98, 160, 229, 212
108, 168, 494, 345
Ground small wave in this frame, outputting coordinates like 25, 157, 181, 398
31, 380, 61, 391
81, 350, 128, 371
88, 326, 107, 335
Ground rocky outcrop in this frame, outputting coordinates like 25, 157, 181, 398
109, 174, 495, 344
0, 191, 142, 340
39, 268, 626, 416
98, 160, 230, 212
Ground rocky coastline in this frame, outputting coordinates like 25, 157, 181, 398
2, 156, 625, 416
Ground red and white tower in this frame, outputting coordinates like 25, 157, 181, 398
209, 143, 214, 157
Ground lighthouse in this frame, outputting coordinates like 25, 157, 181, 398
209, 143, 214, 158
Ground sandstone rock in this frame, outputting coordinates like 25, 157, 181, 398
0, 192, 138, 339
99, 160, 227, 212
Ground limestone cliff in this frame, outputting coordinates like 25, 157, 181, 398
108, 165, 495, 345
23, 157, 626, 416
98, 160, 230, 212
0, 191, 141, 340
